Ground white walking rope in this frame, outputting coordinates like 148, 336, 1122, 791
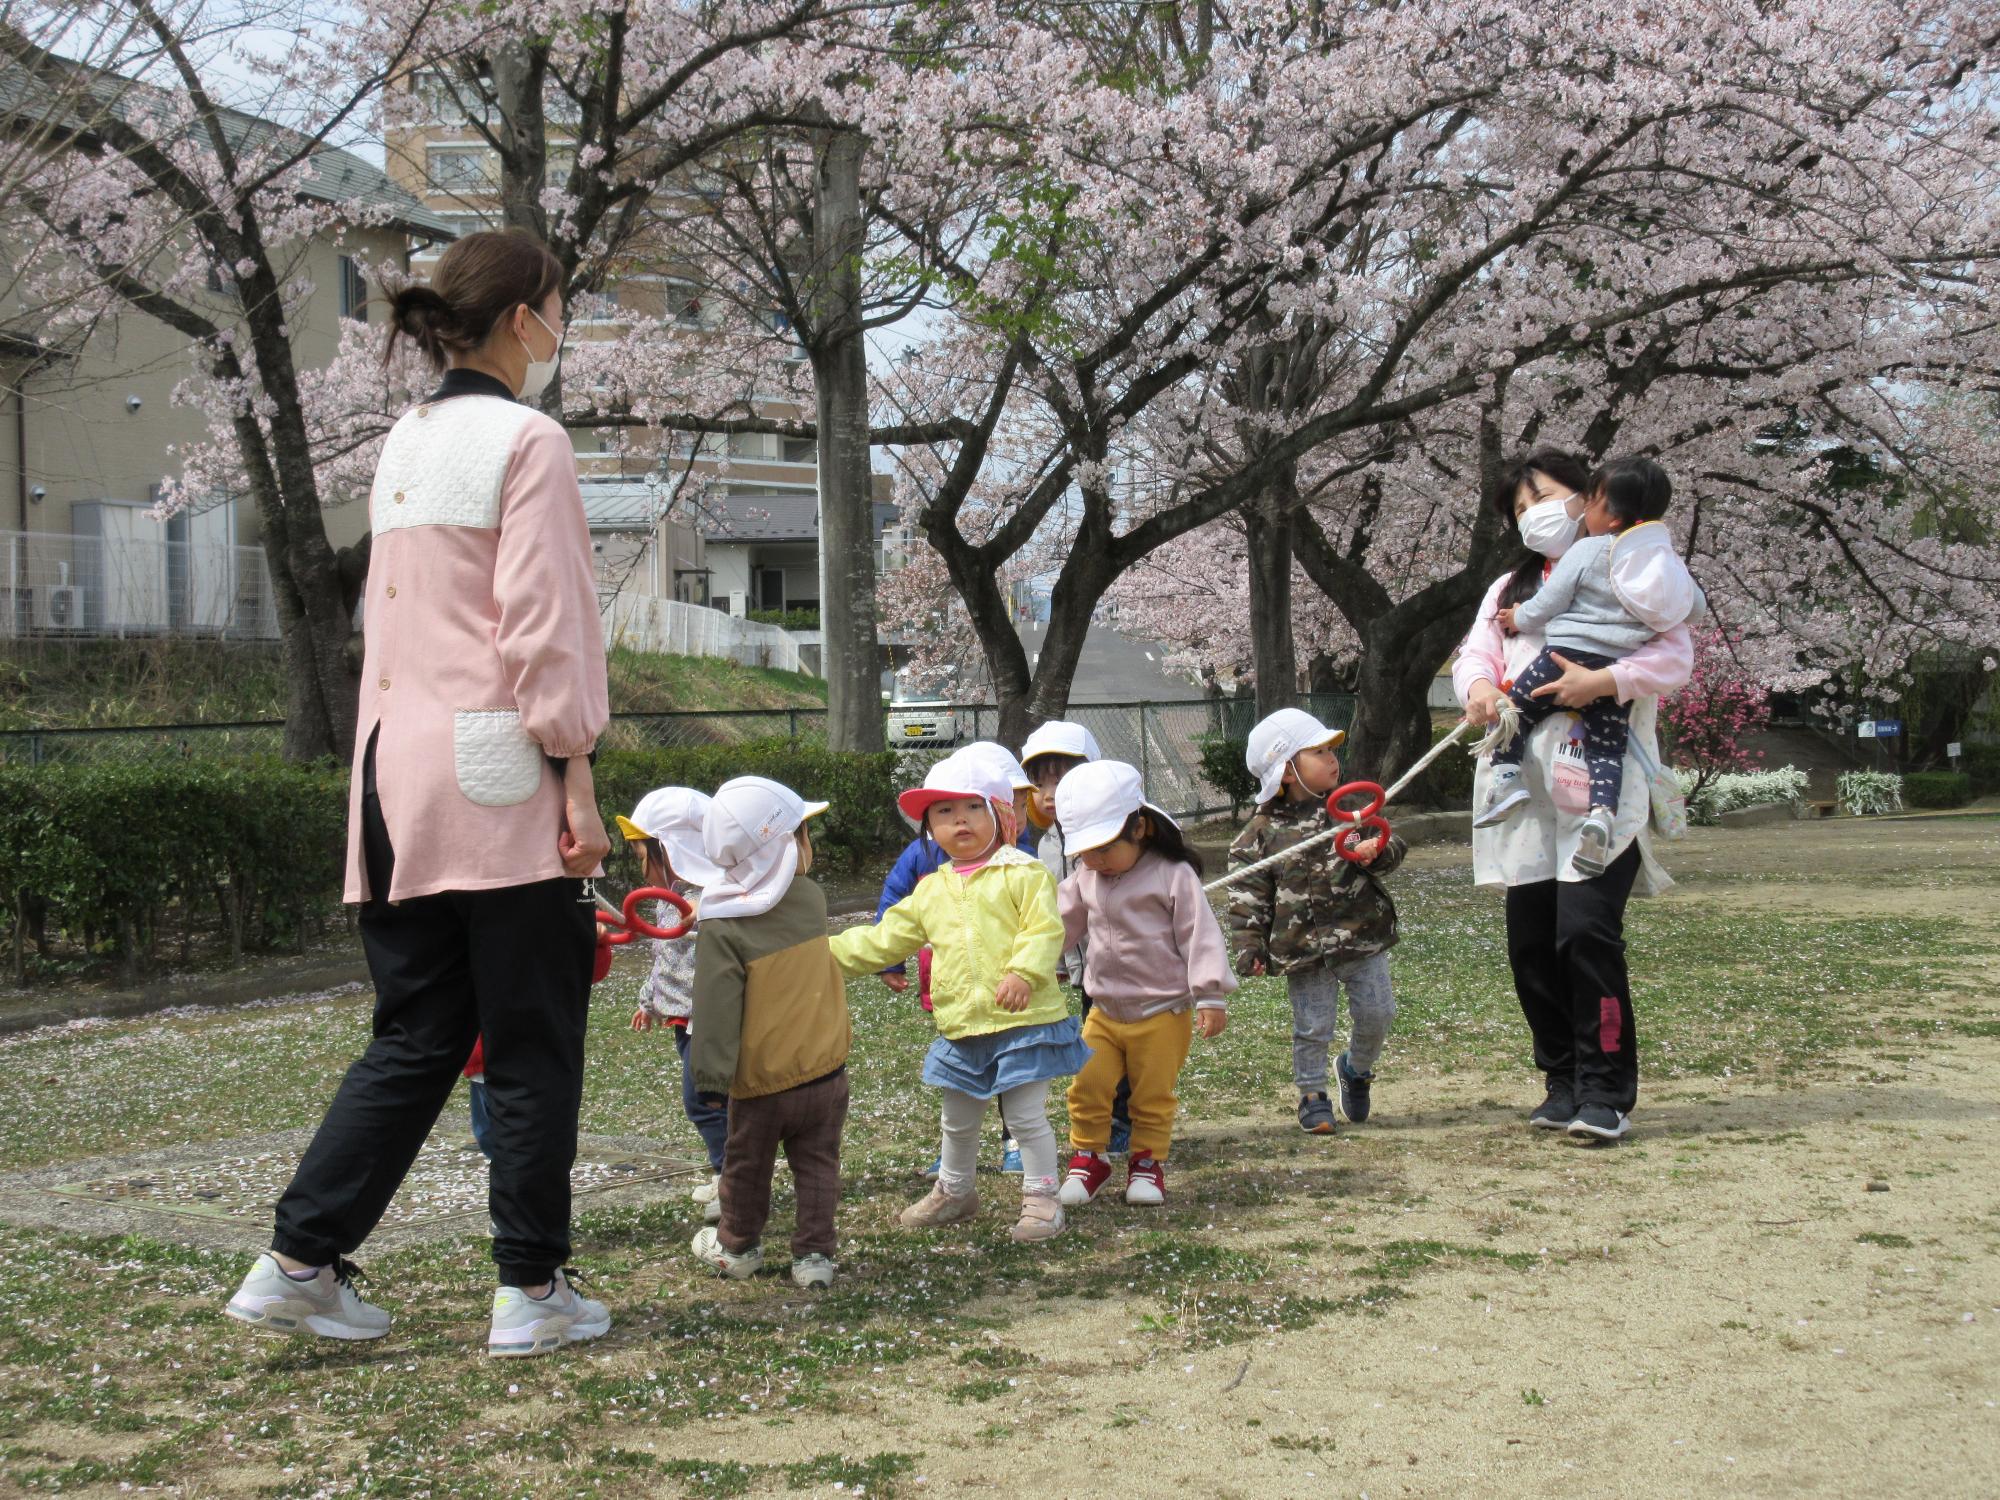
1202, 716, 1483, 895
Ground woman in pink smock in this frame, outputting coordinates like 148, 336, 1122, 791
226, 231, 615, 1357
1454, 449, 1696, 1147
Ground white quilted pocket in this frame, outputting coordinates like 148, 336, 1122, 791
453, 709, 545, 807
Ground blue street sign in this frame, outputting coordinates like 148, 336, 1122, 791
1874, 719, 1903, 737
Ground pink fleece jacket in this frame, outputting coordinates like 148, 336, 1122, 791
1058, 850, 1238, 1022
344, 393, 609, 904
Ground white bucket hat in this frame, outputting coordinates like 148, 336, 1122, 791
700, 776, 829, 919
1245, 708, 1346, 804
1056, 760, 1179, 857
897, 742, 1022, 823
1020, 720, 1103, 769
616, 787, 723, 887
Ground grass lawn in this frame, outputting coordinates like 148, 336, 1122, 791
0, 641, 823, 730
1, 821, 1996, 1496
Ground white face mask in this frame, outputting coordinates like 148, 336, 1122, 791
515, 307, 561, 402
1517, 492, 1583, 559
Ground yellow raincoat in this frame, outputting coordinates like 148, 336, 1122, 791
831, 845, 1069, 1040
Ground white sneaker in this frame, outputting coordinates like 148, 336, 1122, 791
225, 1254, 391, 1341
691, 1172, 723, 1223
1473, 767, 1529, 828
486, 1269, 610, 1358
690, 1226, 764, 1279
1572, 806, 1615, 878
791, 1254, 835, 1290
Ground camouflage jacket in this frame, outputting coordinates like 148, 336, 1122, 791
1226, 797, 1406, 977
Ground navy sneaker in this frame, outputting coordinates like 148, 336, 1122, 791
1335, 1052, 1374, 1124
1528, 1090, 1576, 1131
1297, 1092, 1336, 1135
1107, 1114, 1132, 1159
1567, 1104, 1630, 1144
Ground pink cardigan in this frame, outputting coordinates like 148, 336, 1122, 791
1058, 851, 1238, 1022
344, 392, 609, 904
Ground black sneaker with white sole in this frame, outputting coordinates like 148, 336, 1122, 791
1528, 1091, 1576, 1131
1566, 1103, 1630, 1143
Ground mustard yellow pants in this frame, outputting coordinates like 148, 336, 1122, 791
1067, 1006, 1195, 1161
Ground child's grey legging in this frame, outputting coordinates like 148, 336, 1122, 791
1288, 953, 1397, 1091
939, 1082, 1058, 1197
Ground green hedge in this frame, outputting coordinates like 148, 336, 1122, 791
1398, 720, 1479, 810
1958, 742, 2000, 796
0, 743, 903, 985
1195, 732, 1260, 815
0, 758, 348, 982
746, 608, 820, 632
593, 742, 901, 871
1903, 770, 1973, 809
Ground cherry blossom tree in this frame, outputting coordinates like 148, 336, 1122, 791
1, 0, 461, 759
1661, 627, 1771, 799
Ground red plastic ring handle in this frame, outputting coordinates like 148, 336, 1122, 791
1326, 780, 1391, 864
620, 886, 694, 941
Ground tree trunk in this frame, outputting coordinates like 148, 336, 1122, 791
1244, 477, 1298, 716
810, 128, 883, 752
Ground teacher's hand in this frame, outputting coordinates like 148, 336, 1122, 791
1529, 653, 1618, 709
559, 758, 613, 877
1463, 680, 1504, 728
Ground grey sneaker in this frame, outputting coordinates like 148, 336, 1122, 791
225, 1254, 391, 1341
487, 1269, 610, 1357
1572, 807, 1615, 878
1335, 1052, 1374, 1124
1528, 1088, 1576, 1131
1567, 1104, 1630, 1144
690, 1226, 764, 1279
1297, 1091, 1337, 1135
791, 1254, 835, 1290
1473, 766, 1529, 828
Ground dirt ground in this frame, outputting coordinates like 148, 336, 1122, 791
2, 815, 1996, 1498
655, 818, 2000, 1499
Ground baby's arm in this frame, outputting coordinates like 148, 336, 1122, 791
1509, 540, 1589, 634
1225, 822, 1275, 977
1003, 866, 1066, 1002
828, 897, 928, 978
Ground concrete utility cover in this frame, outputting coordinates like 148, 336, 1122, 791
0, 1130, 705, 1252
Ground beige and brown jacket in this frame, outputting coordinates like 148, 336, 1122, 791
691, 877, 850, 1100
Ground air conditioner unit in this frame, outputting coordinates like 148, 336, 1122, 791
36, 586, 83, 631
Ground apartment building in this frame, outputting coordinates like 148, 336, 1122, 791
382, 72, 899, 613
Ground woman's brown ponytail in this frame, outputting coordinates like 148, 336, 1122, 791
381, 228, 564, 373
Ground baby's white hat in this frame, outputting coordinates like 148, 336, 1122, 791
700, 776, 829, 919
1245, 708, 1346, 805
898, 742, 1020, 823
1056, 760, 1179, 858
1020, 720, 1103, 768
617, 787, 722, 887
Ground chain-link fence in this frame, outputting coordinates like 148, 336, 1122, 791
0, 695, 1358, 821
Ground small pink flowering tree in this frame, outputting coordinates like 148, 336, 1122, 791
1661, 629, 1771, 800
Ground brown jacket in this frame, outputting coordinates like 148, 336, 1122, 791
691, 877, 850, 1099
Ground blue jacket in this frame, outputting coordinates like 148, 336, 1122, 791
874, 827, 1038, 974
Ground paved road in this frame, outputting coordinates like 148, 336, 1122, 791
1012, 623, 1200, 703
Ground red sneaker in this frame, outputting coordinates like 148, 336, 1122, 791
1057, 1151, 1111, 1207
1125, 1154, 1165, 1206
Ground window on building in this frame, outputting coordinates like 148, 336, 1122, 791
669, 279, 710, 329
756, 567, 786, 611
781, 436, 817, 464
338, 256, 368, 322
426, 146, 495, 193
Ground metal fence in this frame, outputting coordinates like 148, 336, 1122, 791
0, 695, 1359, 821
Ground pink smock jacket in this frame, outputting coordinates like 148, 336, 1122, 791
344, 388, 610, 904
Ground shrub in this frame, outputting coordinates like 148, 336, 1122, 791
593, 741, 901, 870
1672, 765, 1808, 825
1398, 720, 1479, 810
1837, 769, 1903, 816
0, 758, 347, 983
1902, 771, 1972, 809
1958, 741, 2000, 796
746, 608, 821, 632
1196, 732, 1260, 815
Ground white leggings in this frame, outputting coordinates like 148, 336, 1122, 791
940, 1082, 1057, 1197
